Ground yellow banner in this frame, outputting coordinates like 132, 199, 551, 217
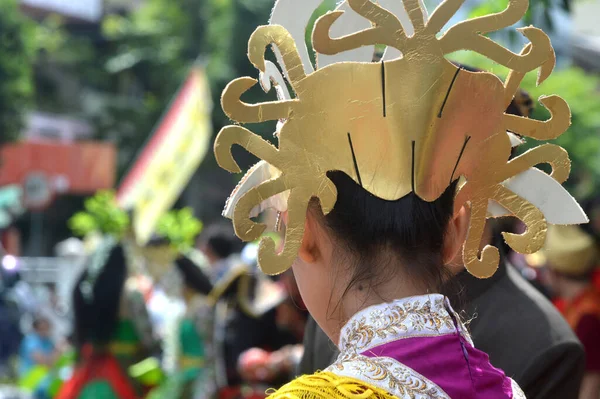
118, 68, 212, 244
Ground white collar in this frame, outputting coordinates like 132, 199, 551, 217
338, 294, 472, 354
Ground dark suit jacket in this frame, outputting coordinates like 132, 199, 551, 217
298, 262, 585, 399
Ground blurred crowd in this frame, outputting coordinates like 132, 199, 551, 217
0, 221, 310, 399
0, 202, 599, 399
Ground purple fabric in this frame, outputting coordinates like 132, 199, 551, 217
362, 333, 513, 399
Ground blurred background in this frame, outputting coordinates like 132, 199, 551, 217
0, 0, 599, 397
1, 0, 600, 267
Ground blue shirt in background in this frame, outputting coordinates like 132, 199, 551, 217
19, 333, 54, 377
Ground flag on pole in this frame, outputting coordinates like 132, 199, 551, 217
117, 68, 212, 244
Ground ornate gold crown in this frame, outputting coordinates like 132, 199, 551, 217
214, 0, 587, 277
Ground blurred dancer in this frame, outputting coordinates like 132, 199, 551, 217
149, 255, 216, 399
56, 240, 159, 399
237, 270, 307, 386
18, 316, 58, 399
199, 224, 242, 283
0, 263, 24, 378
211, 261, 292, 399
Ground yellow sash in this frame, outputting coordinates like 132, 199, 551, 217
109, 341, 140, 356
179, 356, 204, 369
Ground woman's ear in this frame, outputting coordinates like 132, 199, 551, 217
298, 211, 320, 264
443, 205, 470, 266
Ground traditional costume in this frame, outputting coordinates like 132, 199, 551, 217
132, 207, 215, 399
233, 249, 306, 389
57, 238, 160, 399
148, 254, 217, 399
209, 261, 290, 399
213, 0, 587, 397
298, 90, 585, 399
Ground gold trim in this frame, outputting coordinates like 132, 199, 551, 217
180, 355, 205, 368
109, 341, 140, 355
215, 0, 578, 279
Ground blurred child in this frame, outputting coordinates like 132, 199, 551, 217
19, 316, 59, 399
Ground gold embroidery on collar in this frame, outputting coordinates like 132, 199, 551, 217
339, 296, 456, 354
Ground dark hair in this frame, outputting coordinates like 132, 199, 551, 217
72, 244, 127, 351
147, 233, 170, 247
311, 171, 458, 299
175, 256, 213, 295
201, 224, 239, 260
32, 316, 50, 331
312, 64, 533, 298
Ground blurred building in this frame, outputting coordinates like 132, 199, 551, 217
0, 112, 116, 256
0, 1, 122, 257
20, 0, 103, 22
571, 1, 600, 71
104, 0, 145, 13
19, 0, 145, 20
23, 112, 93, 142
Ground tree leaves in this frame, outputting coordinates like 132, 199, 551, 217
156, 207, 203, 251
0, 0, 36, 145
69, 190, 130, 238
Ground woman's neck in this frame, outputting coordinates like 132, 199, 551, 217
332, 273, 429, 344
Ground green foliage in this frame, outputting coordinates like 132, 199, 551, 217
69, 191, 130, 238
102, 0, 206, 78
156, 207, 203, 251
204, 0, 275, 140
525, 68, 600, 197
0, 0, 36, 144
468, 0, 570, 33
98, 0, 210, 173
28, 0, 210, 174
31, 0, 590, 196
34, 0, 274, 176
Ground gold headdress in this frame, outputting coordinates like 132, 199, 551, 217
214, 0, 587, 277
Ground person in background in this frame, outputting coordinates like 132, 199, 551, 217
199, 224, 242, 283
57, 240, 159, 399
148, 254, 216, 399
540, 225, 600, 399
0, 267, 24, 378
37, 283, 71, 347
208, 245, 296, 399
238, 270, 307, 385
19, 316, 59, 399
19, 317, 57, 376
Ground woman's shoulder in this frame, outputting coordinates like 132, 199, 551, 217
266, 372, 397, 399
268, 370, 526, 399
